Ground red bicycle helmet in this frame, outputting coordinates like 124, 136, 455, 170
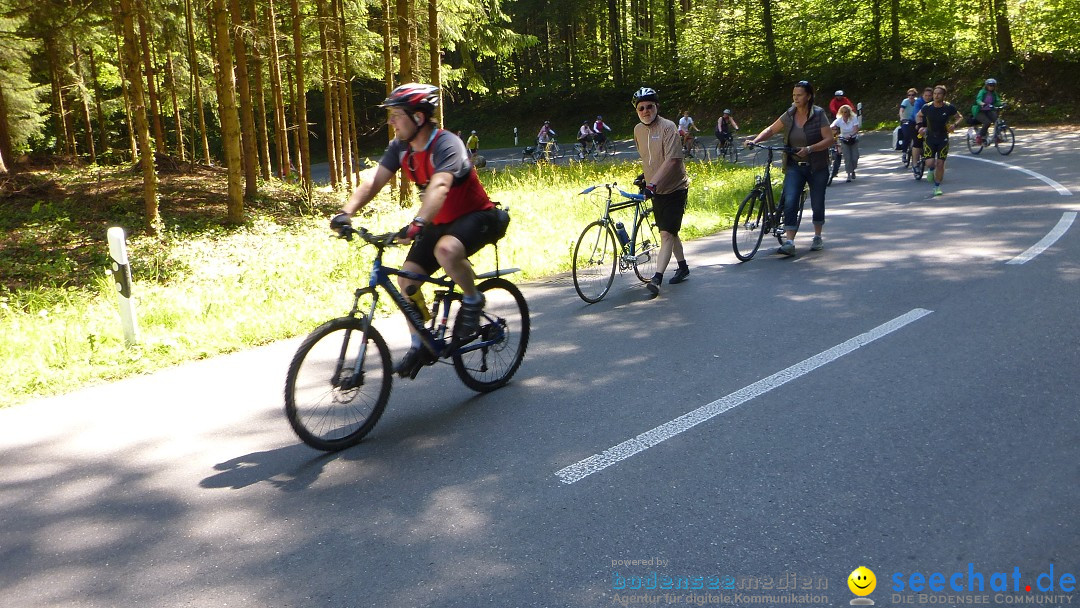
380, 83, 440, 115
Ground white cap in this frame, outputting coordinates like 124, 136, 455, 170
835, 90, 844, 96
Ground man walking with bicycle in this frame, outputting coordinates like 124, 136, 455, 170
329, 83, 504, 378
632, 87, 690, 295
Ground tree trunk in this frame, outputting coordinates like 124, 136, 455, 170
993, 0, 1014, 59
249, 0, 272, 179
759, 0, 780, 85
316, 0, 338, 188
119, 0, 160, 233
165, 52, 186, 160
230, 0, 259, 199
213, 0, 245, 222
266, 0, 290, 178
666, 0, 678, 80
607, 0, 622, 88
137, 6, 166, 152
382, 0, 396, 197
290, 0, 312, 191
0, 144, 7, 174
428, 0, 442, 126
334, 0, 354, 188
45, 35, 74, 155
871, 0, 883, 64
88, 46, 110, 158
184, 0, 212, 164
0, 80, 15, 170
397, 0, 414, 202
116, 27, 138, 160
73, 44, 97, 164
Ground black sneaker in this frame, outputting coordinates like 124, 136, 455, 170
646, 275, 661, 296
669, 266, 690, 284
394, 346, 434, 379
455, 293, 487, 338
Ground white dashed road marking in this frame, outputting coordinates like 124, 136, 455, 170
555, 308, 934, 484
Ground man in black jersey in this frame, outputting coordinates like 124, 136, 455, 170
914, 85, 966, 196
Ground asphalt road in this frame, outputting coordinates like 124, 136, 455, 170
2, 128, 1079, 608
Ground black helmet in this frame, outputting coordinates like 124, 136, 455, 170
632, 87, 659, 106
380, 83, 440, 115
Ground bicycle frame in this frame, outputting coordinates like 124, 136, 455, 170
343, 230, 519, 382
582, 183, 650, 266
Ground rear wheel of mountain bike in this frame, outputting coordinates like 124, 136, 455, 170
452, 278, 530, 392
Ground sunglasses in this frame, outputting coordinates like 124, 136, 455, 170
637, 104, 656, 112
908, 93, 917, 97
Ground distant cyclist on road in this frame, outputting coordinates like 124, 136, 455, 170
537, 121, 557, 145
915, 84, 966, 196
593, 115, 612, 150
577, 120, 596, 155
677, 111, 701, 151
829, 90, 855, 119
971, 78, 1001, 145
466, 130, 479, 158
910, 87, 934, 169
898, 88, 919, 153
716, 109, 739, 148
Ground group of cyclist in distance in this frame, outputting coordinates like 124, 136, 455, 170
897, 78, 1002, 195
327, 78, 1006, 373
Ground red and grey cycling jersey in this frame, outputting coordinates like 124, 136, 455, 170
378, 129, 493, 225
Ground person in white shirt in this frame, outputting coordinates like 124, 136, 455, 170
830, 104, 861, 182
677, 111, 700, 151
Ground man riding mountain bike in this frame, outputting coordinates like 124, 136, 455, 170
330, 83, 504, 378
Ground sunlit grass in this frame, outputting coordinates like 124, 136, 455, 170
0, 158, 754, 406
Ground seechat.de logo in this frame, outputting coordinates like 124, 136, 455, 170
848, 566, 877, 605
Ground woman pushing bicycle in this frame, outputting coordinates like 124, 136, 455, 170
746, 80, 835, 255
330, 83, 505, 379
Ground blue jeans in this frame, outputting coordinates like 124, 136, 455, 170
781, 164, 828, 233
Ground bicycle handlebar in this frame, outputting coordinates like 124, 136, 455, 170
579, 182, 646, 202
337, 225, 399, 247
743, 141, 798, 153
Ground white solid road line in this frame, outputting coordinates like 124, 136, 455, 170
953, 154, 1073, 196
1006, 211, 1078, 265
555, 308, 935, 484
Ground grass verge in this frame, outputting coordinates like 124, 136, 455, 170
0, 157, 753, 406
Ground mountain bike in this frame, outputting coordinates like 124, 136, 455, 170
572, 182, 660, 303
826, 142, 842, 186
966, 104, 1014, 155
713, 131, 739, 163
911, 131, 926, 180
683, 135, 709, 162
575, 138, 600, 161
899, 119, 915, 167
284, 226, 530, 451
732, 142, 806, 262
596, 136, 617, 157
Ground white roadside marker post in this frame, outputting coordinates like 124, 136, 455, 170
106, 227, 139, 346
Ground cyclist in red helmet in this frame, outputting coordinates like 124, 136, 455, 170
331, 83, 503, 378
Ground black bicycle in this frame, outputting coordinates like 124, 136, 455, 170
713, 131, 739, 163
572, 182, 660, 303
966, 104, 1014, 155
732, 142, 806, 261
284, 227, 530, 451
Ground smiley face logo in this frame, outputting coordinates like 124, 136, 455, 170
848, 566, 877, 596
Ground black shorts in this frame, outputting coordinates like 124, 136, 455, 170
405, 208, 501, 274
651, 188, 688, 234
925, 137, 950, 160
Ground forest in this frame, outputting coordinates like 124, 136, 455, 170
1, 0, 1078, 231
